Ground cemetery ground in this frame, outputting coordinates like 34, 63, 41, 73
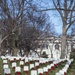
0, 57, 75, 75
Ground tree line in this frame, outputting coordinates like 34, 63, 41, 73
0, 0, 53, 56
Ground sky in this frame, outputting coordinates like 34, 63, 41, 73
1, 0, 74, 35
37, 0, 63, 35
33, 0, 63, 35
47, 10, 72, 35
47, 10, 62, 35
34, 0, 73, 35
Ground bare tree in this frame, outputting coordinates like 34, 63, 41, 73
71, 24, 75, 36
17, 11, 53, 57
0, 0, 32, 56
33, 0, 75, 58
0, 0, 53, 56
52, 0, 75, 58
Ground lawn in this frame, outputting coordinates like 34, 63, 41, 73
67, 60, 75, 75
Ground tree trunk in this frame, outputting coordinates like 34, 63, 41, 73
12, 39, 18, 56
61, 27, 66, 59
0, 43, 1, 56
25, 51, 29, 57
0, 34, 2, 56
51, 49, 53, 58
13, 47, 17, 56
48, 45, 53, 58
19, 48, 22, 56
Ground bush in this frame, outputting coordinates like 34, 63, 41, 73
41, 51, 48, 58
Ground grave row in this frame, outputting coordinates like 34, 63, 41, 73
1, 56, 67, 75
56, 59, 74, 75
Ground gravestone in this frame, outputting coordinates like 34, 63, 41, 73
4, 68, 11, 75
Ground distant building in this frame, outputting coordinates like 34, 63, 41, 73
34, 36, 75, 60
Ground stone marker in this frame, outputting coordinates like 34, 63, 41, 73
4, 68, 11, 75
31, 70, 37, 75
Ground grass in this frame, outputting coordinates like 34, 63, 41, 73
67, 60, 75, 75
48, 61, 66, 75
0, 58, 75, 75
0, 59, 4, 75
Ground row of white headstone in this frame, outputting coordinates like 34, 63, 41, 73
1, 56, 66, 75
56, 59, 74, 75
1, 56, 52, 75
1, 56, 54, 63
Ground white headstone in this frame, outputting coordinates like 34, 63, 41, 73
25, 57, 28, 63
38, 68, 43, 74
55, 72, 61, 75
35, 62, 39, 66
4, 68, 11, 74
16, 57, 20, 61
15, 67, 21, 72
20, 61, 24, 65
31, 70, 37, 75
3, 60, 7, 64
43, 67, 48, 72
12, 62, 16, 68
3, 64, 8, 69
30, 64, 34, 69
24, 66, 28, 71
